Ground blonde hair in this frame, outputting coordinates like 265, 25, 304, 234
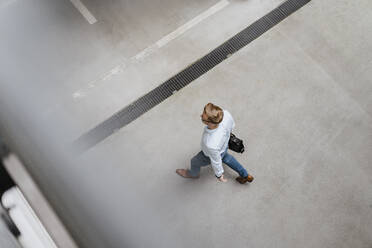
204, 103, 224, 124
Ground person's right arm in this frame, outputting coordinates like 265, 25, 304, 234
209, 148, 227, 182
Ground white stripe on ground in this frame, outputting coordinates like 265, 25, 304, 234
72, 0, 229, 99
70, 0, 97, 24
155, 0, 229, 48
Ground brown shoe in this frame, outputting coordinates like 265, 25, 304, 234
235, 175, 254, 184
176, 169, 199, 179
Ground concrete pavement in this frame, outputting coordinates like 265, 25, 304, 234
0, 0, 371, 247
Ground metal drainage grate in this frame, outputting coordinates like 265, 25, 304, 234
74, 0, 311, 152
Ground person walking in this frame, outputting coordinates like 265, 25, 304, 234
176, 103, 254, 184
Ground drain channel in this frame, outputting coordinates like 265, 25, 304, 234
74, 0, 311, 152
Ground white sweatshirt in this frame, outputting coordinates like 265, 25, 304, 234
201, 110, 235, 177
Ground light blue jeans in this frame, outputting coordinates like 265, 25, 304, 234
187, 149, 249, 178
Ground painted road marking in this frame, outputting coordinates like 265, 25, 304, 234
70, 0, 97, 24
156, 0, 229, 48
72, 0, 229, 99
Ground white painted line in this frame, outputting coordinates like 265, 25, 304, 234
71, 0, 229, 99
156, 0, 229, 48
70, 0, 97, 24
134, 45, 158, 60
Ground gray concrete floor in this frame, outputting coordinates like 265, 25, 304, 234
1, 0, 372, 247
82, 0, 372, 247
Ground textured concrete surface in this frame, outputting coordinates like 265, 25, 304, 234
80, 0, 372, 247
0, 0, 372, 247
0, 0, 220, 140
64, 0, 287, 136
0, 0, 287, 139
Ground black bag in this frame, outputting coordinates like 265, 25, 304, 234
228, 133, 245, 153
